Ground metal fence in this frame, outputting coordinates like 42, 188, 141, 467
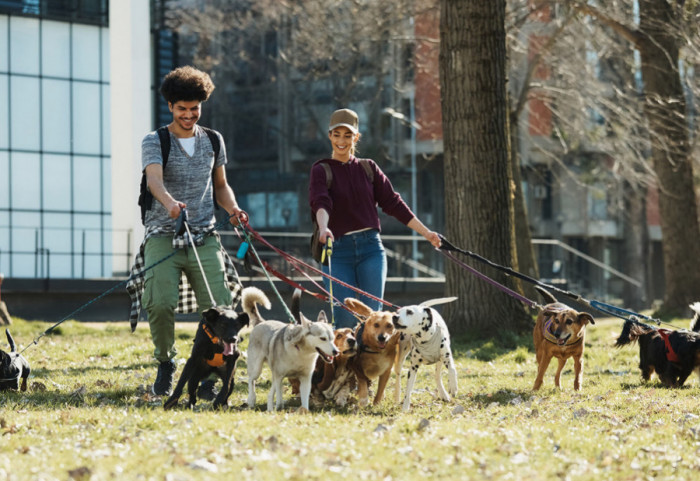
0, 227, 640, 303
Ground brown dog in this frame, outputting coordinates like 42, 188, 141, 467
532, 287, 595, 391
344, 298, 401, 407
315, 327, 358, 406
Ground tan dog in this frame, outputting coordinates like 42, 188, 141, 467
533, 287, 595, 391
344, 298, 401, 407
315, 327, 358, 406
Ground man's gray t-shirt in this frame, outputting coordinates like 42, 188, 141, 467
141, 125, 227, 229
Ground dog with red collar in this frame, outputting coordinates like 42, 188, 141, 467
163, 303, 250, 410
615, 306, 700, 388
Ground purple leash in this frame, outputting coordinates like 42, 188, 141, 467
439, 249, 541, 310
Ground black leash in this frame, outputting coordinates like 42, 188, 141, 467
438, 234, 668, 326
18, 213, 240, 355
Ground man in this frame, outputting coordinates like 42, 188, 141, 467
138, 66, 244, 396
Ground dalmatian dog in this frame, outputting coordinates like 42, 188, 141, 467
393, 299, 458, 411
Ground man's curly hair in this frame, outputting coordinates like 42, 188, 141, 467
160, 66, 215, 104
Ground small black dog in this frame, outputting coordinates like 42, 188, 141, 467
1, 329, 31, 391
163, 307, 249, 410
615, 311, 700, 387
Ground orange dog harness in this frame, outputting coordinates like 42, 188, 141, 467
202, 324, 225, 368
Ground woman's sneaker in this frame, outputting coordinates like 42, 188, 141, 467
152, 359, 176, 396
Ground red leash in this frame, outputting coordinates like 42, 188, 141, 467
238, 221, 400, 311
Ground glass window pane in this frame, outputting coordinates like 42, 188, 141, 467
267, 192, 299, 228
10, 76, 40, 150
0, 16, 7, 71
11, 212, 40, 277
0, 75, 8, 149
41, 20, 70, 78
73, 156, 101, 211
11, 153, 40, 209
0, 213, 8, 275
72, 82, 101, 154
102, 156, 111, 212
42, 79, 71, 153
10, 16, 39, 75
73, 214, 103, 277
101, 26, 109, 80
102, 84, 110, 155
43, 154, 71, 211
71, 24, 100, 81
43, 212, 72, 277
0, 151, 7, 209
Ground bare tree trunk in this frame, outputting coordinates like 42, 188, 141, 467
440, 0, 532, 336
510, 118, 540, 302
622, 182, 649, 311
638, 0, 700, 316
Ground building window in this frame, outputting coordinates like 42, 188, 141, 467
0, 12, 110, 278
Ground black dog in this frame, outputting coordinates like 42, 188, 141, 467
1, 329, 31, 391
164, 307, 249, 410
615, 316, 700, 387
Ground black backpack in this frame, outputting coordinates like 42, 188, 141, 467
138, 125, 221, 224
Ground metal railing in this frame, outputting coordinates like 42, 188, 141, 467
0, 226, 640, 303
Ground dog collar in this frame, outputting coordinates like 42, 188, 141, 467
202, 324, 220, 344
355, 323, 381, 354
543, 317, 582, 346
656, 329, 680, 363
201, 324, 226, 367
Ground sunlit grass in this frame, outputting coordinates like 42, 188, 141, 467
1, 315, 700, 480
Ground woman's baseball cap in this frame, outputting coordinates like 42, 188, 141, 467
328, 108, 359, 134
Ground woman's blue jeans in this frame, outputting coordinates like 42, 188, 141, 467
322, 229, 387, 329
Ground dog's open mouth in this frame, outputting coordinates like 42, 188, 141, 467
557, 334, 571, 346
316, 348, 335, 363
222, 342, 235, 356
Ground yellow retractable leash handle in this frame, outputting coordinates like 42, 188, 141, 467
322, 237, 335, 325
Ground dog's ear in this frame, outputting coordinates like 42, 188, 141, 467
203, 308, 220, 324
578, 312, 595, 325
316, 310, 329, 324
238, 312, 250, 326
344, 298, 373, 317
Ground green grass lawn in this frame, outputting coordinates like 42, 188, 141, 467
1, 314, 699, 481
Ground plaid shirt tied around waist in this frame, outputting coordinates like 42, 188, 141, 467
126, 226, 241, 332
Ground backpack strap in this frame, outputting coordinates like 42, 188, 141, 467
156, 126, 171, 168
358, 159, 374, 184
199, 126, 222, 211
318, 159, 374, 190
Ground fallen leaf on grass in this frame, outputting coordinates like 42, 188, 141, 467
373, 424, 389, 436
418, 418, 430, 431
30, 382, 46, 392
189, 459, 218, 472
67, 466, 92, 481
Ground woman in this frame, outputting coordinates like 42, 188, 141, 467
309, 108, 441, 329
